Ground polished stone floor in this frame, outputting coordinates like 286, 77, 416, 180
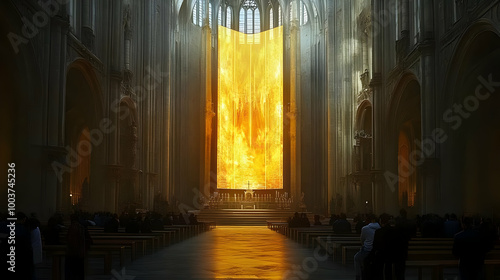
36, 226, 463, 279
119, 226, 355, 280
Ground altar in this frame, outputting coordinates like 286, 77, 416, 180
208, 189, 293, 210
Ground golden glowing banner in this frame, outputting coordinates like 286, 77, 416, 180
217, 26, 283, 189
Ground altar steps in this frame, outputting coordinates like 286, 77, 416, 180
195, 209, 314, 226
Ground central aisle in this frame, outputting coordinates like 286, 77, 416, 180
123, 226, 355, 279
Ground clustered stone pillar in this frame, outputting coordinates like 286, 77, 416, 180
371, 0, 384, 215
419, 0, 439, 214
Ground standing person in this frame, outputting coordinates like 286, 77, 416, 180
372, 213, 408, 280
354, 214, 380, 280
66, 213, 93, 280
44, 212, 65, 245
28, 213, 43, 279
453, 216, 490, 280
13, 212, 34, 280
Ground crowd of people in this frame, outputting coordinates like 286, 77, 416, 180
0, 209, 201, 279
287, 212, 311, 227
288, 209, 499, 280
351, 210, 498, 280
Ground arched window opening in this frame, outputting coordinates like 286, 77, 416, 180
270, 7, 274, 29
192, 0, 212, 27
278, 5, 282, 26
227, 6, 232, 29
299, 2, 308, 26
209, 2, 213, 27
218, 5, 222, 26
239, 0, 260, 34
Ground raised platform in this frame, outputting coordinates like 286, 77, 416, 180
194, 209, 312, 226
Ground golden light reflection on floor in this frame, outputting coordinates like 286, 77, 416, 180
217, 26, 283, 190
212, 226, 286, 279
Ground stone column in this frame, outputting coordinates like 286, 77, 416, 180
326, 1, 336, 215
107, 0, 123, 211
371, 0, 385, 214
418, 0, 439, 214
81, 0, 94, 50
43, 8, 69, 215
287, 0, 301, 207
201, 14, 213, 199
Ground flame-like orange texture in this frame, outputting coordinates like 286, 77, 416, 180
217, 26, 283, 189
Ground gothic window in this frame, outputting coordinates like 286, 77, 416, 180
239, 8, 245, 32
192, 0, 210, 27
239, 0, 260, 34
299, 2, 308, 26
278, 4, 282, 26
226, 6, 232, 29
209, 2, 213, 27
270, 7, 274, 29
254, 8, 261, 33
247, 9, 253, 32
218, 6, 223, 26
289, 1, 308, 26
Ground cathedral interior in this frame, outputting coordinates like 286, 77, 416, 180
1, 0, 500, 279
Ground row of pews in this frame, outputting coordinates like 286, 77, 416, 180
42, 222, 216, 280
267, 221, 500, 280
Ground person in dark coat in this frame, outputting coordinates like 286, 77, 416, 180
104, 214, 120, 233
332, 213, 351, 234
44, 212, 65, 245
453, 216, 492, 280
14, 212, 34, 280
372, 213, 408, 280
125, 213, 141, 233
65, 213, 92, 280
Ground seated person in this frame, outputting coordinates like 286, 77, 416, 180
140, 214, 152, 233
443, 213, 461, 238
288, 212, 301, 228
189, 213, 199, 225
125, 214, 141, 233
151, 213, 165, 230
300, 213, 310, 227
332, 213, 351, 234
104, 214, 120, 233
313, 215, 322, 226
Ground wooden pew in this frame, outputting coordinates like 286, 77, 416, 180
304, 232, 358, 248
267, 221, 289, 235
90, 239, 137, 261
90, 235, 155, 256
90, 232, 163, 252
288, 226, 333, 242
43, 244, 127, 280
